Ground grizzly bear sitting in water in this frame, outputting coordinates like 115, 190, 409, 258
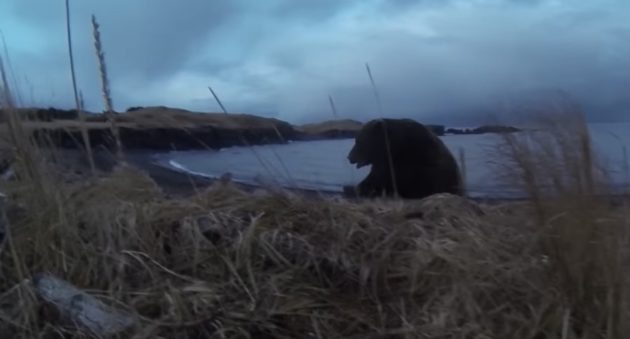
343, 118, 463, 199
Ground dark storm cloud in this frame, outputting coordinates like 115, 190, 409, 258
6, 0, 235, 81
263, 0, 630, 124
1, 0, 630, 124
272, 0, 362, 21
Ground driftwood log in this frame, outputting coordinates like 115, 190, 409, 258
0, 192, 7, 248
32, 273, 135, 336
0, 193, 134, 336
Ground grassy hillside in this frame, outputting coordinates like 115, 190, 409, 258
2, 106, 293, 130
297, 118, 364, 134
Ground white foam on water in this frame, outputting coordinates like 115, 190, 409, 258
168, 160, 212, 178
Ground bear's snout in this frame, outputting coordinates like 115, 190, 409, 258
348, 147, 370, 168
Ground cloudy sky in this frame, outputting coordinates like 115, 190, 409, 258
1, 0, 629, 124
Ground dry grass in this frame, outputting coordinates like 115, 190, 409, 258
491, 106, 630, 338
91, 14, 123, 163
65, 0, 95, 174
0, 165, 553, 338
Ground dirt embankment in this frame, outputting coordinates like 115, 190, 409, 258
13, 106, 298, 151
2, 107, 519, 152
296, 119, 364, 140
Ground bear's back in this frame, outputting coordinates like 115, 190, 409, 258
381, 118, 463, 197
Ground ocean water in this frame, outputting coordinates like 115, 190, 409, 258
163, 122, 630, 198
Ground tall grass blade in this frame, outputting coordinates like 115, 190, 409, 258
91, 14, 124, 164
65, 0, 96, 175
365, 62, 398, 197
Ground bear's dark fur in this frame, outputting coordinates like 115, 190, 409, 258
344, 118, 463, 199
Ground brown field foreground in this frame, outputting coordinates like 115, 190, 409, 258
0, 108, 629, 338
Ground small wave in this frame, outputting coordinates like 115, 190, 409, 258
168, 159, 262, 187
169, 158, 344, 193
168, 160, 214, 179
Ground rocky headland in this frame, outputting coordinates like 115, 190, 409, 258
446, 125, 521, 135
1, 106, 521, 152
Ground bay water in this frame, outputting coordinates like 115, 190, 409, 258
162, 122, 630, 198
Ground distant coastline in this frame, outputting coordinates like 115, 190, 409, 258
13, 111, 629, 207
0, 105, 527, 202
1, 105, 522, 152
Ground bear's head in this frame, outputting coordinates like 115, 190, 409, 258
348, 119, 397, 168
348, 118, 444, 169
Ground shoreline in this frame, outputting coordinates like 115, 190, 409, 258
57, 148, 630, 206
138, 152, 630, 206
124, 150, 348, 199
122, 150, 532, 204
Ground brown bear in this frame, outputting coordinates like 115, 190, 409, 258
343, 118, 463, 199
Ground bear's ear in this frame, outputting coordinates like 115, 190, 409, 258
371, 119, 389, 143
372, 119, 386, 130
